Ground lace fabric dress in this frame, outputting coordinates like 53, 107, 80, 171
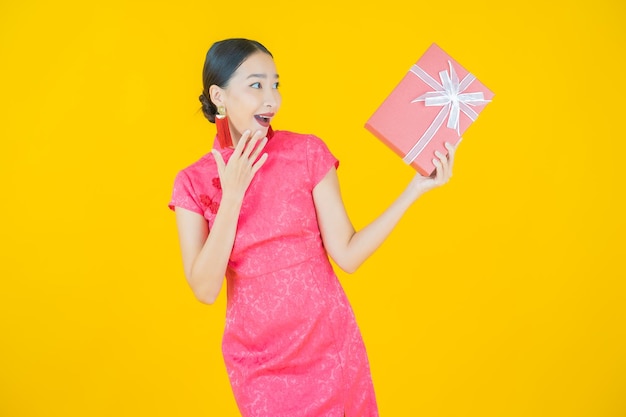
169, 130, 379, 417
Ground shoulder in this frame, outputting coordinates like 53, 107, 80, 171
172, 151, 220, 195
169, 151, 222, 215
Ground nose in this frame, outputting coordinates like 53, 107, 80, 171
264, 89, 279, 109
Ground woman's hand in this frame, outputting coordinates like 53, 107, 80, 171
212, 129, 269, 202
406, 140, 460, 200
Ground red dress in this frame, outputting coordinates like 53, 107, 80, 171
169, 130, 379, 417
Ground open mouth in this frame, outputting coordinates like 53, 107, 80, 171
254, 113, 274, 127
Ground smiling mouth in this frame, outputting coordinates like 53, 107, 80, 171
254, 113, 274, 126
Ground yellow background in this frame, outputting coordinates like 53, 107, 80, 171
1, 1, 625, 416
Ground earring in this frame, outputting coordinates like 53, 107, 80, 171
215, 105, 233, 148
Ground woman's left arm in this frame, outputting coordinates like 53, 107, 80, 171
313, 142, 457, 273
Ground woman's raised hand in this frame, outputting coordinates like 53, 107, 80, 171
211, 130, 269, 202
406, 140, 460, 200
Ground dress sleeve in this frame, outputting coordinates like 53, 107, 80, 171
168, 170, 204, 214
306, 135, 339, 188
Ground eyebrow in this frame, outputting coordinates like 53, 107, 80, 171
247, 73, 280, 79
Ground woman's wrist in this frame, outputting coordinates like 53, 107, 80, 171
404, 181, 427, 204
217, 192, 244, 215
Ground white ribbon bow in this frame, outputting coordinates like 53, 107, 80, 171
402, 61, 490, 165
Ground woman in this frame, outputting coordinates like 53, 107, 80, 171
169, 38, 456, 417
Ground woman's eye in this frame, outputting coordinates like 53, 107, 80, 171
273, 82, 280, 89
250, 82, 261, 89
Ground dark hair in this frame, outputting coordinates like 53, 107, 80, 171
199, 38, 273, 123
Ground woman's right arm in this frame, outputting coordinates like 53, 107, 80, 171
174, 130, 268, 304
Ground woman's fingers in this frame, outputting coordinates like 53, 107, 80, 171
215, 129, 269, 190
234, 130, 252, 155
409, 140, 462, 199
240, 130, 265, 160
433, 140, 461, 183
445, 140, 459, 177
432, 156, 444, 183
225, 129, 267, 168
251, 152, 269, 175
249, 137, 268, 162
211, 149, 226, 177
434, 150, 448, 183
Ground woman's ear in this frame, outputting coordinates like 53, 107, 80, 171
209, 85, 224, 107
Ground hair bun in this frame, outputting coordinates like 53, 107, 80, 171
199, 93, 216, 123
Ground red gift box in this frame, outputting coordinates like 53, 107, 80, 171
365, 43, 494, 176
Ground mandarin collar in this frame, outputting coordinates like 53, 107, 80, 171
213, 125, 275, 151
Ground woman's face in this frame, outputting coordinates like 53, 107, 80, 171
218, 51, 281, 143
